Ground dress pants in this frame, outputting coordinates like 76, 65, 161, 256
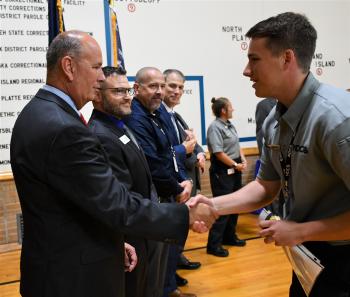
207, 168, 242, 250
125, 238, 169, 297
125, 238, 148, 297
145, 241, 169, 297
162, 244, 181, 297
289, 241, 350, 297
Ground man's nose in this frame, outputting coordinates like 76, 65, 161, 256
98, 68, 105, 81
155, 85, 163, 94
243, 63, 251, 77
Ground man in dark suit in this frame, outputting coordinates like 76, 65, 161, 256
162, 69, 205, 288
162, 69, 206, 197
89, 66, 168, 297
10, 31, 217, 297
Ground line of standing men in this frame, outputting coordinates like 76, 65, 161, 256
124, 67, 202, 297
10, 31, 217, 297
89, 65, 203, 297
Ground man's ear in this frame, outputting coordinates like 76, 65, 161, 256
61, 56, 75, 81
133, 82, 139, 95
283, 49, 295, 69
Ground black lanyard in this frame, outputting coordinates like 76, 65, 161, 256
279, 120, 302, 213
279, 134, 295, 200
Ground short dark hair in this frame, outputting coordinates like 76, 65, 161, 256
211, 97, 229, 118
246, 12, 317, 73
46, 30, 83, 71
163, 69, 185, 82
102, 66, 127, 78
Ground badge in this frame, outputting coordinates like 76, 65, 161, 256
227, 168, 235, 175
119, 135, 130, 144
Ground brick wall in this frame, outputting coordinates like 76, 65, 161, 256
0, 151, 259, 251
0, 178, 21, 246
200, 154, 258, 198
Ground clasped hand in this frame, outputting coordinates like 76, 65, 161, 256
185, 194, 218, 233
259, 220, 304, 247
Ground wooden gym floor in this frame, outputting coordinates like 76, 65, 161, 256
0, 214, 291, 297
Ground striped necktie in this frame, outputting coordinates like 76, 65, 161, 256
79, 113, 87, 126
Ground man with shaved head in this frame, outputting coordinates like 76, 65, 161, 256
10, 32, 217, 297
126, 67, 192, 203
125, 67, 197, 297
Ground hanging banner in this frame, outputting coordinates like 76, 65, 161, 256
1, 0, 350, 173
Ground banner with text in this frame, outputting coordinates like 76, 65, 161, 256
1, 0, 350, 172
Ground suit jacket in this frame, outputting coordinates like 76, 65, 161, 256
174, 111, 204, 194
10, 89, 189, 297
88, 109, 159, 297
89, 109, 155, 201
124, 98, 185, 199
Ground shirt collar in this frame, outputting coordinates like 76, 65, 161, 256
108, 115, 124, 129
42, 84, 79, 115
162, 102, 173, 113
275, 72, 321, 133
133, 97, 153, 115
216, 117, 232, 128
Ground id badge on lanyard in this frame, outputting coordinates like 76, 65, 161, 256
279, 121, 301, 218
173, 153, 179, 172
151, 117, 179, 173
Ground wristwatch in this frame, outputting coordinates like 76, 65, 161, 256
232, 161, 238, 169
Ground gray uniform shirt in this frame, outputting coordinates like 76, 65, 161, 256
258, 73, 350, 231
207, 118, 241, 159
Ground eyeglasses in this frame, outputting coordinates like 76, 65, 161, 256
100, 87, 135, 96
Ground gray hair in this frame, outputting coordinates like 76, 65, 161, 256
163, 69, 185, 82
46, 30, 85, 71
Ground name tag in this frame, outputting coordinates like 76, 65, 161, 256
227, 168, 235, 175
119, 135, 130, 145
173, 156, 179, 172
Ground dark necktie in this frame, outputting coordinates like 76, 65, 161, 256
173, 113, 187, 142
169, 111, 181, 143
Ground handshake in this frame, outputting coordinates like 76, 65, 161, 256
185, 195, 219, 233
